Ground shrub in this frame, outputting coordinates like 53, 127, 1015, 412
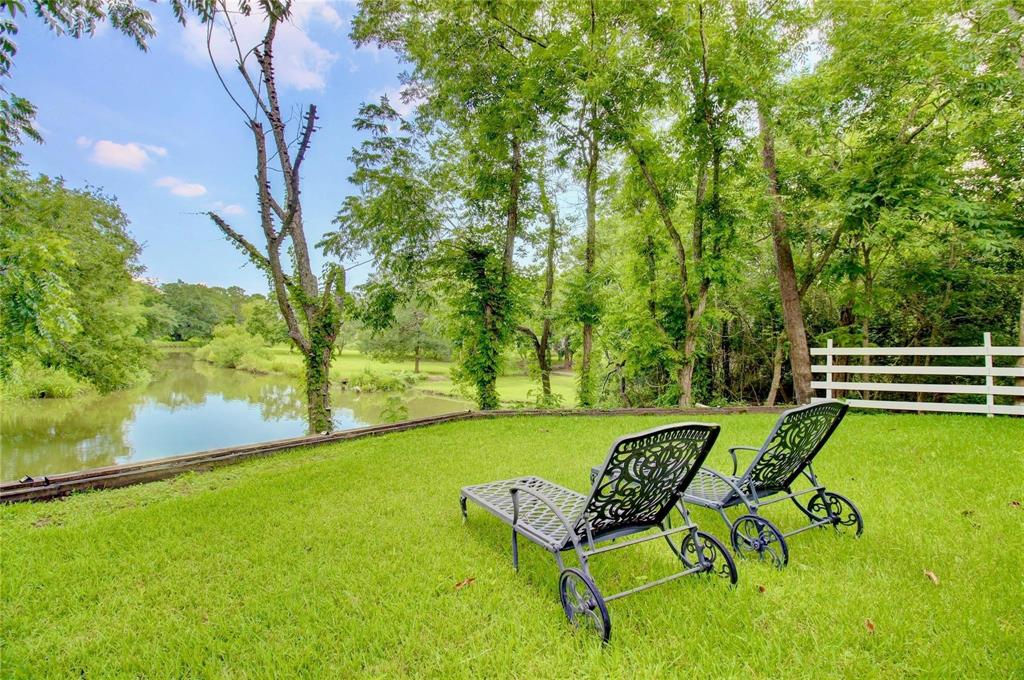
195, 325, 269, 370
348, 368, 424, 393
0, 358, 94, 399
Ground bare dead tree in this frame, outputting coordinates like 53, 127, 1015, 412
203, 0, 344, 433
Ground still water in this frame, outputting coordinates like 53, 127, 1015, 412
0, 352, 471, 481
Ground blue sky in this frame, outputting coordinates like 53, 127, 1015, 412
13, 1, 408, 293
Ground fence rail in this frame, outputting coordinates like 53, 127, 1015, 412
810, 333, 1024, 417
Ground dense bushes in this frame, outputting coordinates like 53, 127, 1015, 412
0, 358, 94, 399
348, 368, 424, 392
194, 325, 270, 371
0, 171, 154, 398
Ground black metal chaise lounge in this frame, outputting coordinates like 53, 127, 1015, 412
460, 423, 736, 644
682, 400, 862, 568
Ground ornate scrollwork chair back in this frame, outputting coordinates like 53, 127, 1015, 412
580, 423, 720, 539
745, 401, 849, 494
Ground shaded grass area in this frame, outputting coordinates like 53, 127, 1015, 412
2, 413, 1022, 677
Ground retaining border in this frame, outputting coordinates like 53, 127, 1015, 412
0, 406, 784, 503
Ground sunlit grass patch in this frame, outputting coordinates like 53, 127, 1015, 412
2, 413, 1021, 677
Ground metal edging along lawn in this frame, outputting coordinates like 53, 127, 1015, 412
0, 406, 785, 503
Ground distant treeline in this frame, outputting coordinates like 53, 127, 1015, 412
0, 170, 450, 399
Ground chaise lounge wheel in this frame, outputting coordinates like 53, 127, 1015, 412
806, 491, 864, 536
680, 530, 738, 585
558, 568, 611, 644
730, 515, 789, 569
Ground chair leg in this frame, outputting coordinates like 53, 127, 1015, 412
511, 527, 519, 572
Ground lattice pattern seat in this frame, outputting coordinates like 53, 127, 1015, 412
461, 476, 587, 548
683, 469, 743, 507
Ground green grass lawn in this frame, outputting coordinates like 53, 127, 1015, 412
258, 346, 576, 405
421, 371, 576, 404
2, 413, 1022, 677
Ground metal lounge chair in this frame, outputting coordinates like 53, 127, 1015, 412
459, 423, 736, 644
682, 401, 862, 568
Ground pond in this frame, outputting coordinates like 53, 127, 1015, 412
0, 352, 472, 481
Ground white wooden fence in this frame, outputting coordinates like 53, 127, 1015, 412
811, 333, 1024, 416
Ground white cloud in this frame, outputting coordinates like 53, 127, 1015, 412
181, 1, 343, 92
156, 176, 208, 198
87, 139, 167, 171
211, 200, 245, 215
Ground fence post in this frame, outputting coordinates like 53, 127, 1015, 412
983, 332, 994, 418
826, 338, 834, 400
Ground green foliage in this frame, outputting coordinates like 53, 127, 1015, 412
194, 325, 269, 371
0, 170, 153, 394
348, 368, 423, 393
0, 356, 93, 399
445, 243, 517, 410
243, 295, 289, 346
356, 295, 450, 364
159, 281, 249, 341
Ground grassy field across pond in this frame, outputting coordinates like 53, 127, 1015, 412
1, 413, 1022, 677
209, 346, 578, 405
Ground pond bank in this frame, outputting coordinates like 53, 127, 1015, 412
1, 405, 785, 502
0, 352, 471, 482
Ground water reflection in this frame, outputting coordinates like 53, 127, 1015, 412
0, 352, 471, 480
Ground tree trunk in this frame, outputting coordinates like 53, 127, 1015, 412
766, 331, 785, 407
539, 182, 557, 400
758, 104, 814, 404
205, 14, 343, 434
578, 121, 599, 407
678, 355, 697, 407
722, 319, 731, 400
1017, 285, 1024, 407
414, 344, 421, 374
304, 340, 333, 434
474, 134, 522, 411
859, 243, 873, 401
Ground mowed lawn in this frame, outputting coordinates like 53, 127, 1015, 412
1, 413, 1022, 677
263, 347, 577, 404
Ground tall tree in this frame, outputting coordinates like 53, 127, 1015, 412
350, 0, 547, 409
0, 170, 153, 393
516, 173, 560, 402
201, 1, 344, 433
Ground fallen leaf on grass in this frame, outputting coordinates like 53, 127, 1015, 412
757, 585, 766, 593
1010, 500, 1021, 509
865, 619, 875, 633
924, 570, 940, 585
455, 577, 476, 590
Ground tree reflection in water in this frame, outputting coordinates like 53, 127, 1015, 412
1, 352, 470, 480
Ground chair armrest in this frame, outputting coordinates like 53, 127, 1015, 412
510, 486, 584, 552
727, 446, 760, 476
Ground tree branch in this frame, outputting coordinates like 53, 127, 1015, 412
488, 13, 548, 48
207, 212, 272, 273
901, 97, 953, 144
798, 223, 844, 298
